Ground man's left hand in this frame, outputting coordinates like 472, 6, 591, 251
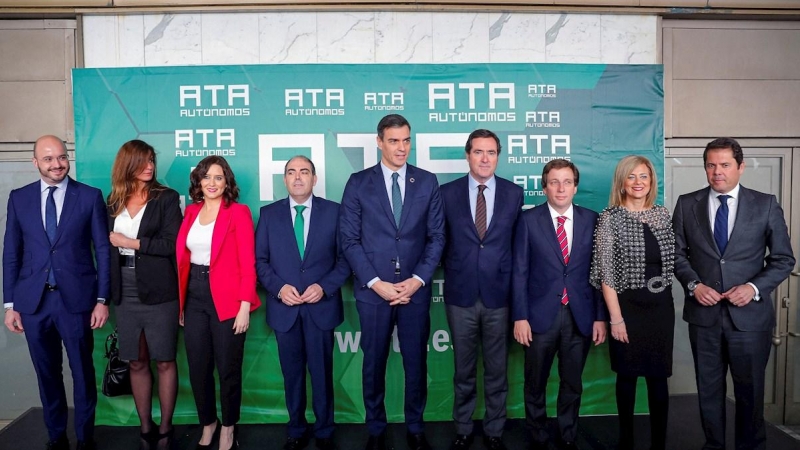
723, 284, 756, 307
300, 283, 324, 304
90, 303, 109, 329
392, 278, 422, 305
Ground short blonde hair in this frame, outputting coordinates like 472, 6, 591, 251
609, 155, 658, 208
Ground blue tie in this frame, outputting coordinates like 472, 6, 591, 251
714, 194, 730, 255
391, 172, 402, 227
45, 186, 57, 285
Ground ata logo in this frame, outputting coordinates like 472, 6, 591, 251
174, 129, 236, 157
527, 84, 557, 98
364, 92, 404, 111
179, 84, 250, 117
525, 111, 561, 128
285, 88, 345, 116
428, 83, 516, 123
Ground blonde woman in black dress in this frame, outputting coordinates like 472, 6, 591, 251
590, 155, 675, 450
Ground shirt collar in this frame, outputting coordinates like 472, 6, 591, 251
40, 178, 68, 193
547, 202, 574, 222
468, 174, 496, 191
380, 162, 407, 180
289, 195, 313, 210
710, 183, 740, 201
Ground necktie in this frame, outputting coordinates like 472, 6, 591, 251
46, 186, 57, 285
714, 194, 730, 255
557, 215, 569, 305
294, 205, 306, 259
475, 184, 487, 240
391, 172, 402, 227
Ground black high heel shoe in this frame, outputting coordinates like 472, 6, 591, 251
139, 420, 159, 450
219, 425, 239, 450
156, 426, 175, 450
195, 419, 220, 450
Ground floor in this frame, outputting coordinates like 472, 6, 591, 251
1, 396, 799, 450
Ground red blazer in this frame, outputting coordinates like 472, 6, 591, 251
176, 201, 260, 321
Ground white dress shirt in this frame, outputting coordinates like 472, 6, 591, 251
468, 174, 496, 228
547, 203, 574, 256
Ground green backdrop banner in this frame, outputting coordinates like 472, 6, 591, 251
72, 63, 664, 426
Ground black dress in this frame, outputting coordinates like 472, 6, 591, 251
609, 224, 675, 377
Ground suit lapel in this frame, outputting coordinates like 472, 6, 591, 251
300, 198, 317, 261
210, 203, 232, 266
456, 177, 479, 240
727, 186, 754, 251
53, 178, 78, 245
484, 180, 504, 238
371, 165, 397, 230
136, 197, 155, 238
691, 188, 719, 255
398, 165, 416, 230
535, 205, 565, 264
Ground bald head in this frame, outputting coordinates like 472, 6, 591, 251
33, 135, 70, 185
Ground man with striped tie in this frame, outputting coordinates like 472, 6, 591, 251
512, 159, 607, 450
440, 129, 523, 450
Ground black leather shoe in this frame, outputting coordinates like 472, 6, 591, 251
75, 441, 97, 450
45, 436, 69, 450
365, 433, 390, 450
196, 420, 221, 450
483, 436, 507, 450
406, 432, 432, 450
450, 434, 473, 450
316, 437, 335, 450
284, 436, 310, 450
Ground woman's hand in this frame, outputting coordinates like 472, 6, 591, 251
610, 320, 629, 344
233, 301, 250, 334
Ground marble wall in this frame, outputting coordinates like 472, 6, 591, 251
82, 12, 658, 68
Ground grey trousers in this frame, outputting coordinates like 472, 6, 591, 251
446, 300, 509, 437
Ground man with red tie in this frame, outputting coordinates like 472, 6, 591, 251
512, 159, 606, 450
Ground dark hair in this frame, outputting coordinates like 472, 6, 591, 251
542, 159, 580, 187
284, 155, 316, 175
377, 114, 411, 139
108, 139, 165, 217
188, 156, 239, 205
703, 137, 743, 167
465, 129, 501, 154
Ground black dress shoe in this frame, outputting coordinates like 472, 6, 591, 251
450, 434, 473, 450
196, 420, 221, 450
316, 437, 335, 450
284, 435, 310, 450
75, 441, 97, 450
365, 433, 390, 450
406, 432, 432, 450
45, 436, 69, 450
483, 436, 507, 450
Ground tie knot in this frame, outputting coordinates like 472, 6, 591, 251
392, 172, 399, 182
47, 186, 57, 195
557, 215, 567, 225
478, 184, 487, 193
717, 194, 730, 205
294, 205, 306, 214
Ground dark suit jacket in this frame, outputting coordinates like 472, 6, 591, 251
3, 177, 110, 314
339, 163, 445, 305
440, 175, 523, 309
673, 185, 795, 331
108, 188, 182, 306
255, 195, 351, 332
512, 203, 606, 337
176, 201, 260, 321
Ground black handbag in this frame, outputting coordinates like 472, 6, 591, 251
102, 330, 132, 397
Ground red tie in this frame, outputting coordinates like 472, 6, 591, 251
557, 216, 569, 305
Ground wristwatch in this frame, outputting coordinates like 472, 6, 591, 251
96, 298, 107, 305
687, 280, 701, 292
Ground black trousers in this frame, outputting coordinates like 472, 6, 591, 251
183, 265, 246, 427
524, 304, 591, 444
689, 306, 771, 450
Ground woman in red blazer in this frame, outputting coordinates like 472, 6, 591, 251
176, 156, 259, 450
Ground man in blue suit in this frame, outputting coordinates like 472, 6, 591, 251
440, 129, 522, 450
256, 155, 351, 450
3, 135, 110, 450
340, 114, 445, 450
512, 159, 606, 450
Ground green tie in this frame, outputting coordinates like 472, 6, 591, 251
294, 205, 306, 259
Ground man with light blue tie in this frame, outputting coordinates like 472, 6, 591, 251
340, 114, 445, 450
673, 137, 795, 450
3, 135, 110, 450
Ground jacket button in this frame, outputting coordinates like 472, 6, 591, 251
480, 244, 485, 249
720, 259, 725, 264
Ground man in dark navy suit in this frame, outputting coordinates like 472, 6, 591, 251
512, 159, 606, 450
440, 129, 523, 450
3, 135, 110, 450
256, 155, 351, 450
339, 114, 445, 450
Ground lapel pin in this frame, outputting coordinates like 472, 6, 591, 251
409, 177, 415, 183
